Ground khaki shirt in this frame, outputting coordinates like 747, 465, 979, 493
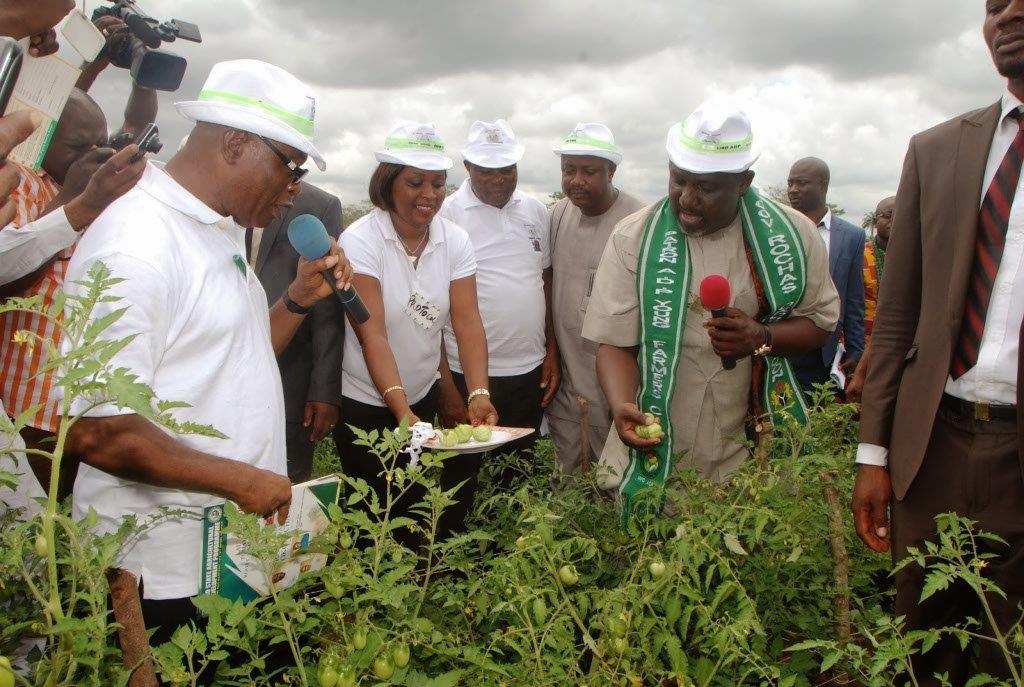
548, 191, 647, 427
582, 202, 839, 482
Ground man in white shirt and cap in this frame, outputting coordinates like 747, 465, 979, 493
547, 123, 645, 476
438, 120, 556, 466
583, 102, 838, 523
64, 59, 353, 645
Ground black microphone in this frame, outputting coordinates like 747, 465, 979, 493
286, 214, 370, 324
700, 274, 735, 370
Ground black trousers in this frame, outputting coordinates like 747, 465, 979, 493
451, 363, 545, 460
284, 419, 315, 483
892, 403, 1024, 685
333, 384, 481, 545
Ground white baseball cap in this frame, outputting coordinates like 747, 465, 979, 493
175, 59, 326, 171
374, 121, 453, 171
461, 119, 524, 168
552, 122, 622, 165
666, 101, 760, 174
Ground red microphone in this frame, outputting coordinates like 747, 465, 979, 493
699, 275, 735, 370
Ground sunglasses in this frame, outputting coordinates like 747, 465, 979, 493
257, 135, 308, 184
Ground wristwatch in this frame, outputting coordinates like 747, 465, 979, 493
283, 288, 311, 315
753, 324, 772, 357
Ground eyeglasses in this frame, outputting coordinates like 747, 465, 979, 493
257, 135, 308, 184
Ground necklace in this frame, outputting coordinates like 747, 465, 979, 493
401, 228, 429, 262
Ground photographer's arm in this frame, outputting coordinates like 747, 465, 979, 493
68, 414, 292, 522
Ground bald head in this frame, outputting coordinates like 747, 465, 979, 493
874, 195, 896, 246
787, 157, 830, 217
42, 89, 108, 185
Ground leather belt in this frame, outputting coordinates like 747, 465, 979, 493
940, 393, 1016, 422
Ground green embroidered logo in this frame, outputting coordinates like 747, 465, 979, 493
232, 254, 247, 277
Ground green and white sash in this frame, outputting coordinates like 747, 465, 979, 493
620, 188, 809, 525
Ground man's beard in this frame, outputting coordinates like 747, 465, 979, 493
996, 55, 1024, 79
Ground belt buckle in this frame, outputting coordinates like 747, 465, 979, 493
974, 401, 990, 422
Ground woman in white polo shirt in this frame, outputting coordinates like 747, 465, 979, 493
335, 121, 498, 544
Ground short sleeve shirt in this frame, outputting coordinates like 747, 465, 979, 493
439, 179, 551, 376
64, 162, 287, 600
582, 201, 839, 480
340, 208, 476, 405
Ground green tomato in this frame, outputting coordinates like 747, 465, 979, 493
336, 666, 357, 687
352, 628, 367, 650
635, 424, 651, 439
471, 425, 492, 442
34, 534, 48, 558
649, 560, 667, 578
0, 657, 13, 687
532, 597, 548, 624
441, 430, 459, 447
558, 564, 579, 586
372, 655, 395, 680
318, 665, 339, 687
611, 636, 629, 655
455, 424, 473, 443
337, 530, 353, 550
607, 617, 628, 638
392, 642, 410, 668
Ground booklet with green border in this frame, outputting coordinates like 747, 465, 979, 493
199, 476, 340, 602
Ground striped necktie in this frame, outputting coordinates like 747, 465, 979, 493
951, 109, 1024, 379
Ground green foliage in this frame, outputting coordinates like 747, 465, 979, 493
3, 264, 1022, 686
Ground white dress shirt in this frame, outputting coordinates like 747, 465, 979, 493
818, 209, 832, 257
0, 208, 77, 285
857, 91, 1024, 467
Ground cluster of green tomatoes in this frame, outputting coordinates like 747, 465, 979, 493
438, 423, 493, 447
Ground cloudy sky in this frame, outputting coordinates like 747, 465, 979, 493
78, 0, 1000, 223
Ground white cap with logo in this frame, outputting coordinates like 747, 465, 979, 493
175, 59, 326, 171
552, 122, 622, 166
374, 121, 453, 171
461, 119, 524, 168
666, 101, 760, 174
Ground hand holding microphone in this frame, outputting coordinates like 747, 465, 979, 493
700, 275, 736, 370
701, 274, 768, 367
286, 214, 369, 324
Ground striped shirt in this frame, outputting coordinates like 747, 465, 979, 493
0, 164, 65, 432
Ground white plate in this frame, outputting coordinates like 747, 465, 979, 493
422, 426, 534, 454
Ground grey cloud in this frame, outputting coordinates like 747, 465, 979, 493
84, 0, 1002, 220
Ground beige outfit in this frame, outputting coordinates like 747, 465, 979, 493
582, 202, 839, 485
547, 191, 646, 473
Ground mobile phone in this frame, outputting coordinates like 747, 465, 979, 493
60, 10, 106, 62
0, 38, 23, 115
130, 122, 162, 162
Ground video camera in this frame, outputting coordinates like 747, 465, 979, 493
91, 1, 202, 92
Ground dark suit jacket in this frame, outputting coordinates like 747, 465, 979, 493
248, 182, 344, 422
791, 215, 866, 377
860, 100, 1024, 499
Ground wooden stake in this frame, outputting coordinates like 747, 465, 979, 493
107, 568, 159, 687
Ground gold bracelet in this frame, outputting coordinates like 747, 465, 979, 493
382, 385, 406, 399
467, 388, 490, 404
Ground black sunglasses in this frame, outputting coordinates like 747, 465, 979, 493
257, 135, 308, 184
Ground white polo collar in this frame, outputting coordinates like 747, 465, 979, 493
139, 162, 233, 227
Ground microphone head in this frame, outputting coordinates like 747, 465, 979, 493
699, 274, 731, 310
286, 214, 332, 260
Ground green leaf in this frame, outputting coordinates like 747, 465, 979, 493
723, 532, 748, 556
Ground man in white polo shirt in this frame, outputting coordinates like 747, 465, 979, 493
438, 120, 557, 466
64, 60, 352, 646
